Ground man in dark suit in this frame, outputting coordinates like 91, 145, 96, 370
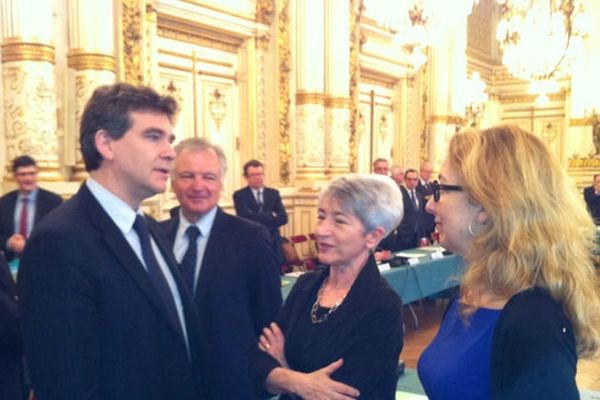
161, 138, 282, 399
416, 161, 435, 239
233, 159, 288, 264
584, 174, 600, 224
0, 155, 62, 261
18, 83, 204, 399
397, 169, 427, 250
0, 252, 22, 400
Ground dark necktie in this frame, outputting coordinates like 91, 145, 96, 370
19, 197, 29, 238
180, 225, 201, 294
132, 215, 183, 338
410, 190, 418, 211
257, 190, 264, 212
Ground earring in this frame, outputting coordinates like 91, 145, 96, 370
468, 221, 476, 237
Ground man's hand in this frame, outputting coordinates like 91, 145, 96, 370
7, 233, 26, 253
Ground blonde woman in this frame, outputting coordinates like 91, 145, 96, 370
418, 125, 600, 399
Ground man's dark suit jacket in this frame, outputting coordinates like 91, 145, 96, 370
0, 188, 63, 261
161, 207, 282, 400
583, 186, 600, 224
0, 253, 22, 400
18, 184, 205, 400
233, 186, 288, 263
252, 257, 404, 399
397, 186, 427, 250
416, 180, 435, 238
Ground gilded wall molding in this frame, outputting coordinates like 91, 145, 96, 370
1, 42, 55, 64
296, 92, 325, 106
348, 0, 362, 172
256, 0, 274, 24
569, 156, 600, 168
122, 0, 143, 84
429, 115, 465, 125
255, 36, 268, 163
67, 51, 116, 71
570, 118, 594, 127
420, 65, 429, 162
500, 92, 565, 104
157, 26, 240, 53
325, 96, 351, 109
278, 0, 291, 185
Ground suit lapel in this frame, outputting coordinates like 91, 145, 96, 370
78, 185, 186, 344
195, 208, 228, 301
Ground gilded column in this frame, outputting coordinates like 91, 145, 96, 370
294, 0, 326, 183
323, 0, 351, 176
1, 0, 60, 180
427, 21, 468, 168
67, 0, 116, 180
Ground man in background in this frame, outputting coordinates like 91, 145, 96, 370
161, 138, 281, 399
584, 174, 600, 224
390, 164, 405, 186
373, 158, 390, 175
416, 161, 435, 239
397, 169, 427, 250
0, 156, 62, 261
233, 159, 288, 264
19, 83, 204, 399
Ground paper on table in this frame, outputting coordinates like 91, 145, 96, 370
284, 271, 305, 278
395, 252, 428, 258
395, 391, 428, 400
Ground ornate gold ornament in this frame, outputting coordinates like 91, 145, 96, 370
256, 0, 274, 24
1, 42, 55, 64
348, 0, 363, 172
208, 88, 227, 131
122, 0, 143, 84
278, 0, 291, 185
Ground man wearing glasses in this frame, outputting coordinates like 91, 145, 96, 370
0, 156, 62, 261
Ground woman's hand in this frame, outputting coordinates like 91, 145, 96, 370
258, 322, 288, 368
281, 359, 360, 400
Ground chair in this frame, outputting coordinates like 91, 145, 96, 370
288, 235, 319, 271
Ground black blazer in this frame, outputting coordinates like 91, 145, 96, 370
161, 208, 282, 400
0, 253, 22, 400
396, 186, 427, 250
18, 184, 204, 400
583, 186, 600, 224
252, 257, 404, 399
0, 188, 63, 261
416, 180, 435, 238
233, 186, 288, 263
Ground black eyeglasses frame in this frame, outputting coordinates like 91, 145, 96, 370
431, 180, 463, 202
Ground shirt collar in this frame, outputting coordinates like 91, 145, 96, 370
177, 206, 218, 238
18, 188, 38, 202
86, 177, 140, 235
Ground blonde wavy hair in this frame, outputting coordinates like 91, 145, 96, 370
448, 125, 600, 358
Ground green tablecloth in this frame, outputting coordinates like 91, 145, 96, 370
281, 247, 463, 303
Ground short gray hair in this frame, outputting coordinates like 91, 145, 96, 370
173, 137, 227, 179
319, 174, 404, 236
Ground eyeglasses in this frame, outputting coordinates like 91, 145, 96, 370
431, 180, 463, 202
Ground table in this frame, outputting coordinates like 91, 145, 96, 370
281, 247, 464, 305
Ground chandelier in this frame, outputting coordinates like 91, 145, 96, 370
367, 0, 479, 70
495, 0, 590, 81
464, 72, 489, 127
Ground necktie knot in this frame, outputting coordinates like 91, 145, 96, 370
185, 225, 201, 242
133, 214, 149, 238
22, 197, 29, 203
